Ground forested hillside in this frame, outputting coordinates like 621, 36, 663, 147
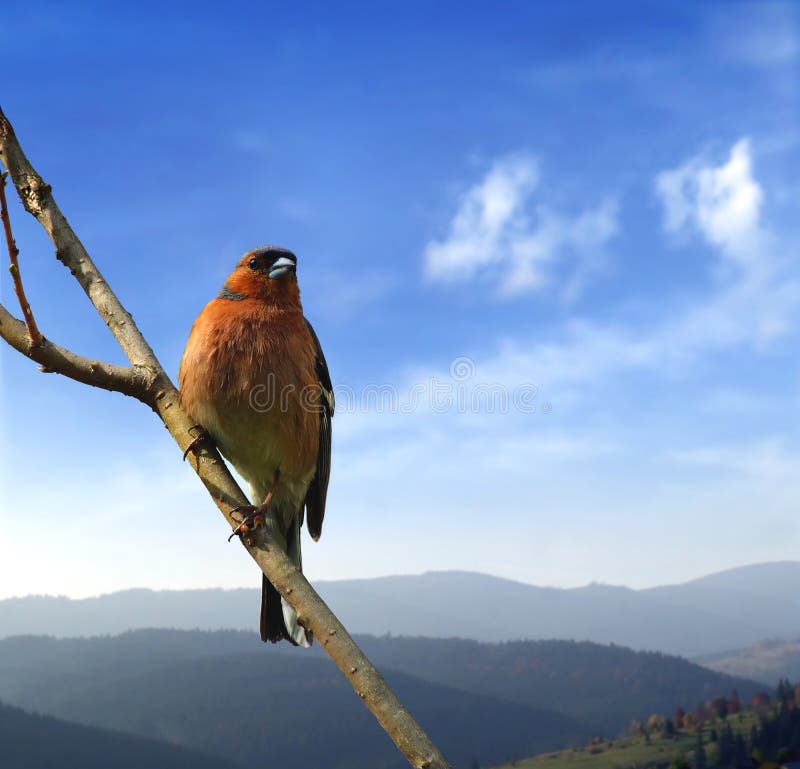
0, 701, 239, 769
0, 628, 765, 768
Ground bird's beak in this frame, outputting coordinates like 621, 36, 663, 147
268, 256, 296, 279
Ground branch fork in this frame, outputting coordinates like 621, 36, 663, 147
1, 170, 42, 347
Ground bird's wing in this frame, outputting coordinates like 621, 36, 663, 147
303, 318, 333, 541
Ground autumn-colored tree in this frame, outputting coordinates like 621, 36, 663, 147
682, 713, 696, 731
694, 703, 710, 726
751, 692, 771, 710
647, 714, 665, 734
674, 706, 686, 727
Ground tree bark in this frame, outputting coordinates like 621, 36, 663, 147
0, 104, 450, 769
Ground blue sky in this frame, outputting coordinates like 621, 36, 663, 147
1, 1, 799, 599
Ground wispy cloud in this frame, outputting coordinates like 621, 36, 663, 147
654, 138, 799, 349
424, 154, 617, 297
656, 138, 763, 262
418, 139, 799, 402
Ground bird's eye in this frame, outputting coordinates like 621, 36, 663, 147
248, 257, 259, 270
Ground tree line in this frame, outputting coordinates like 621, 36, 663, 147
657, 679, 800, 769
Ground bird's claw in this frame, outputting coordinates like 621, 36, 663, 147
183, 424, 213, 462
228, 505, 266, 544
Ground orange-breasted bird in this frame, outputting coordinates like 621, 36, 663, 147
179, 246, 333, 646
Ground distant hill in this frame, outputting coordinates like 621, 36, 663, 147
0, 630, 761, 749
2, 562, 799, 656
0, 587, 258, 638
0, 631, 586, 769
697, 637, 800, 685
318, 567, 800, 656
0, 700, 239, 769
642, 562, 800, 637
355, 635, 761, 735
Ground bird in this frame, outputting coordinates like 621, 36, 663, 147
178, 245, 333, 646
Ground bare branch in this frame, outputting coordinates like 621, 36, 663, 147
1, 170, 42, 346
0, 303, 154, 397
0, 104, 450, 769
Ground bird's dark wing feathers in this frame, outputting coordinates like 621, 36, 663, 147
303, 318, 333, 541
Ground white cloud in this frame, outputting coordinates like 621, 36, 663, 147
651, 138, 800, 350
424, 154, 617, 296
425, 154, 539, 281
656, 139, 763, 260
416, 139, 798, 403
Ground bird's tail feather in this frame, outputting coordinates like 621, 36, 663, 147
260, 515, 311, 647
260, 574, 290, 643
281, 515, 311, 646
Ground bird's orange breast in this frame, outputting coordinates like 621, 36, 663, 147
179, 298, 321, 492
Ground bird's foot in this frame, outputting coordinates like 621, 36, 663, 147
228, 504, 268, 545
228, 473, 279, 545
183, 424, 214, 462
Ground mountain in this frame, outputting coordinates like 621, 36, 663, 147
0, 627, 774, 769
0, 630, 761, 749
642, 561, 800, 636
697, 637, 800, 685
3, 562, 799, 656
354, 635, 761, 735
316, 570, 788, 656
0, 587, 258, 638
0, 700, 239, 769
0, 631, 586, 769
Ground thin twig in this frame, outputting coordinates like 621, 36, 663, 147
0, 104, 450, 769
0, 170, 42, 346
